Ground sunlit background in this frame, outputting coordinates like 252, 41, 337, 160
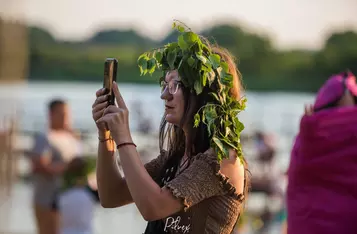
1, 0, 357, 233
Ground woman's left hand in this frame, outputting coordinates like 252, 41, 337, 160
96, 81, 133, 145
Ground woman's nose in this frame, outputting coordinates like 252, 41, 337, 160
160, 88, 173, 101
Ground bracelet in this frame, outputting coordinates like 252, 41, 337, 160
116, 142, 137, 149
98, 136, 112, 142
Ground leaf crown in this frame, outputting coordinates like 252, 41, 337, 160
137, 20, 246, 162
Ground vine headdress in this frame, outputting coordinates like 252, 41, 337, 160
137, 20, 246, 162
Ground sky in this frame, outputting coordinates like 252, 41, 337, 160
1, 0, 357, 49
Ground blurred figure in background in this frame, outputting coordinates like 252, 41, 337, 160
0, 116, 17, 199
59, 156, 99, 234
30, 99, 82, 234
287, 71, 357, 234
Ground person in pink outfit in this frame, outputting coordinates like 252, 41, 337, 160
287, 71, 357, 234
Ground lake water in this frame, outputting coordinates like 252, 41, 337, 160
0, 81, 315, 234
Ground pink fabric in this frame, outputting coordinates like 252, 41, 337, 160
287, 106, 357, 234
314, 71, 357, 111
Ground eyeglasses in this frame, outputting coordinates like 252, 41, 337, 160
160, 80, 182, 95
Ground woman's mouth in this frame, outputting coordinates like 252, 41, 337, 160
165, 105, 174, 110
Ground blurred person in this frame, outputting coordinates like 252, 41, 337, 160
59, 156, 99, 234
92, 23, 250, 234
30, 99, 82, 234
287, 71, 357, 234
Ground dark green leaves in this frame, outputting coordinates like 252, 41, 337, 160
209, 54, 221, 69
155, 51, 163, 62
167, 50, 177, 70
178, 32, 199, 50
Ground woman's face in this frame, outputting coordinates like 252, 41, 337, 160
160, 70, 185, 126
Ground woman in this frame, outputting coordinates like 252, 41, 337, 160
92, 22, 249, 234
287, 71, 357, 234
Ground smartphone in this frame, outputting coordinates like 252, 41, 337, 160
103, 58, 118, 106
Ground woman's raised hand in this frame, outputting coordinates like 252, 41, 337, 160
96, 82, 132, 145
92, 88, 110, 133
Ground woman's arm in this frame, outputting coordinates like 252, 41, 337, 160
117, 144, 183, 221
96, 131, 133, 208
118, 146, 245, 222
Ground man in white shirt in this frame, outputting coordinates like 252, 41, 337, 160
30, 99, 82, 234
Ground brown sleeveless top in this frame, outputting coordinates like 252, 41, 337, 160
144, 148, 245, 234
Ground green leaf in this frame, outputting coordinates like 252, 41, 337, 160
177, 25, 185, 32
137, 54, 149, 75
202, 72, 207, 87
212, 137, 224, 152
220, 61, 229, 72
212, 137, 229, 160
178, 34, 188, 50
209, 92, 220, 102
207, 71, 215, 86
147, 58, 157, 75
194, 113, 200, 127
233, 118, 245, 132
194, 80, 203, 94
183, 32, 199, 46
209, 54, 221, 69
155, 51, 163, 62
221, 136, 238, 150
196, 54, 207, 64
167, 50, 177, 70
187, 56, 195, 66
221, 73, 233, 86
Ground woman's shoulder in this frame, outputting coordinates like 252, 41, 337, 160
191, 148, 246, 199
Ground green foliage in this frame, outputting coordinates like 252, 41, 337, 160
1, 17, 355, 91
137, 21, 247, 162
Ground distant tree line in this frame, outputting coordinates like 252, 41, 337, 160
1, 18, 357, 92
